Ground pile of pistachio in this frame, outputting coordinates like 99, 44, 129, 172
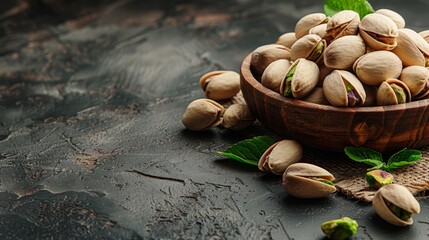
253, 9, 429, 106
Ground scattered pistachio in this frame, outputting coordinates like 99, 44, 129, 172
366, 170, 394, 189
321, 217, 358, 240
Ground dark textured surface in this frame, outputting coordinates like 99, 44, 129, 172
0, 0, 429, 239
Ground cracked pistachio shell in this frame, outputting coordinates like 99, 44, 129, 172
323, 35, 366, 70
199, 71, 240, 101
251, 44, 291, 77
301, 87, 329, 105
326, 10, 360, 42
353, 51, 403, 86
261, 59, 291, 93
276, 32, 297, 48
392, 28, 429, 67
400, 66, 429, 99
376, 79, 411, 106
375, 9, 405, 29
372, 184, 420, 226
279, 58, 319, 99
291, 34, 326, 62
323, 70, 366, 107
221, 104, 255, 130
258, 140, 303, 175
282, 163, 336, 198
420, 30, 429, 43
359, 13, 399, 50
295, 13, 329, 39
182, 99, 224, 131
309, 23, 327, 38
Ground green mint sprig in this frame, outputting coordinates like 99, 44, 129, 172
324, 0, 374, 19
217, 136, 276, 166
344, 147, 422, 172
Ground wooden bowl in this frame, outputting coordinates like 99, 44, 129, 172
240, 54, 429, 153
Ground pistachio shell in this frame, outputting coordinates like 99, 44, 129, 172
276, 32, 297, 48
280, 58, 319, 99
282, 163, 336, 198
295, 13, 329, 39
376, 79, 411, 106
323, 70, 366, 107
326, 10, 360, 42
290, 34, 326, 62
182, 99, 224, 131
359, 13, 398, 50
400, 66, 429, 99
323, 35, 366, 70
353, 51, 403, 86
251, 44, 291, 77
372, 184, 420, 226
199, 71, 240, 101
309, 23, 327, 38
301, 87, 329, 105
261, 59, 291, 92
375, 9, 406, 28
222, 104, 255, 130
258, 140, 303, 175
419, 30, 429, 43
392, 29, 426, 67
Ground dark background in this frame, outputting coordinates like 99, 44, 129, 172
0, 0, 428, 239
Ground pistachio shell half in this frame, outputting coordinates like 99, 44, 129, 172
400, 66, 429, 100
261, 59, 291, 93
372, 184, 420, 226
182, 99, 224, 131
323, 35, 366, 70
282, 163, 336, 198
359, 13, 399, 50
392, 28, 429, 67
290, 34, 326, 63
325, 10, 360, 42
375, 9, 406, 28
276, 32, 297, 48
323, 70, 366, 107
376, 79, 411, 106
279, 58, 319, 99
222, 104, 255, 130
258, 140, 303, 175
251, 44, 291, 78
199, 71, 240, 101
295, 13, 329, 39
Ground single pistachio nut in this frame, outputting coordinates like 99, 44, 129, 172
276, 32, 297, 48
279, 58, 319, 99
419, 30, 429, 44
400, 66, 429, 100
182, 99, 224, 131
251, 44, 291, 78
199, 71, 240, 101
309, 23, 327, 38
301, 87, 330, 105
291, 34, 326, 63
323, 35, 366, 70
376, 79, 411, 106
359, 13, 399, 50
258, 140, 303, 175
375, 9, 406, 29
353, 51, 403, 86
321, 217, 358, 240
323, 70, 366, 107
366, 170, 394, 189
372, 184, 420, 226
282, 163, 336, 198
261, 59, 291, 93
221, 104, 255, 130
325, 10, 360, 42
392, 28, 429, 67
295, 13, 329, 39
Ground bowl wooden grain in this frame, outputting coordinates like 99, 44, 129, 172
240, 54, 429, 153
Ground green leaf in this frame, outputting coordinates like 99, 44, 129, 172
385, 148, 422, 171
344, 147, 384, 168
217, 136, 276, 166
324, 0, 374, 19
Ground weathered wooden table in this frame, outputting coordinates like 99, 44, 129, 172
0, 0, 428, 239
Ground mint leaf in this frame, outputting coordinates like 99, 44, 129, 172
324, 0, 374, 19
217, 136, 276, 166
344, 147, 384, 169
384, 148, 422, 171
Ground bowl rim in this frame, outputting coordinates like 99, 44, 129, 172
241, 53, 429, 113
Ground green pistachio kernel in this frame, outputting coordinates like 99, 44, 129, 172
284, 65, 297, 97
313, 177, 334, 186
391, 84, 406, 104
387, 201, 412, 221
366, 170, 394, 189
308, 41, 325, 61
321, 217, 358, 240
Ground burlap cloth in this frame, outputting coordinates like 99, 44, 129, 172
302, 146, 429, 202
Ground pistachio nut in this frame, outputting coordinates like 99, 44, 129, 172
251, 44, 291, 78
400, 66, 429, 99
366, 170, 394, 189
321, 217, 358, 240
279, 58, 319, 99
276, 32, 297, 48
199, 71, 240, 101
282, 163, 336, 198
359, 13, 399, 50
375, 9, 406, 29
309, 23, 327, 39
372, 184, 420, 226
290, 34, 326, 63
261, 59, 291, 93
323, 70, 366, 107
392, 28, 429, 67
221, 104, 255, 130
325, 10, 360, 42
353, 51, 402, 86
301, 87, 330, 105
182, 99, 224, 131
295, 13, 329, 39
258, 140, 303, 175
419, 30, 429, 43
323, 35, 366, 70
376, 79, 411, 106
230, 91, 246, 105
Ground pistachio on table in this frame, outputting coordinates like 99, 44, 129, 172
372, 184, 420, 226
399, 66, 429, 99
366, 170, 394, 189
323, 35, 366, 70
199, 70, 241, 101
375, 9, 406, 29
325, 10, 360, 43
222, 104, 255, 131
376, 79, 411, 106
251, 44, 291, 78
323, 70, 366, 107
294, 13, 329, 39
279, 58, 319, 99
392, 28, 429, 67
182, 99, 224, 131
261, 59, 291, 93
290, 34, 326, 63
276, 32, 297, 49
359, 13, 399, 50
321, 217, 358, 240
258, 140, 303, 175
282, 163, 336, 198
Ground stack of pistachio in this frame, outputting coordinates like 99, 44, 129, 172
253, 9, 429, 107
182, 71, 256, 131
